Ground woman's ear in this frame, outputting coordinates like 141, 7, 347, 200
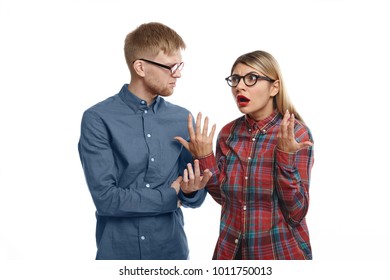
270, 80, 279, 97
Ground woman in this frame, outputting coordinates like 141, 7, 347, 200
176, 50, 314, 260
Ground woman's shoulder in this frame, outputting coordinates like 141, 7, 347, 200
219, 115, 246, 135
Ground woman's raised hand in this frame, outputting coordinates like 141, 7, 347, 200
175, 112, 216, 158
277, 110, 313, 153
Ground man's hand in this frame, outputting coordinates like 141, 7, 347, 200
171, 176, 182, 194
175, 113, 216, 158
180, 160, 212, 194
171, 176, 183, 208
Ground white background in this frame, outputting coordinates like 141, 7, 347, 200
1, 0, 389, 278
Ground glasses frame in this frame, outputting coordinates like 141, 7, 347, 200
225, 73, 275, 87
137, 58, 184, 74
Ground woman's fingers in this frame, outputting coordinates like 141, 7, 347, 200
209, 123, 217, 140
202, 116, 209, 136
196, 112, 202, 136
287, 113, 295, 140
187, 113, 196, 139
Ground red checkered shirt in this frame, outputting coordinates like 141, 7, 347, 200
199, 111, 314, 260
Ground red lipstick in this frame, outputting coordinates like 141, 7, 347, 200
236, 94, 250, 107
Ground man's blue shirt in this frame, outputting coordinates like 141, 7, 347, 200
78, 84, 206, 259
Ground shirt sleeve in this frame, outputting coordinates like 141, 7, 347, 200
198, 136, 225, 205
274, 125, 314, 227
178, 189, 207, 208
78, 110, 178, 217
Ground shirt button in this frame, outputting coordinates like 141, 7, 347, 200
243, 205, 247, 211
247, 157, 251, 160
252, 138, 256, 141
141, 101, 146, 105
141, 236, 146, 240
262, 129, 267, 134
245, 176, 248, 180
235, 239, 239, 244
147, 134, 151, 138
146, 184, 150, 188
144, 110, 148, 114
150, 158, 155, 162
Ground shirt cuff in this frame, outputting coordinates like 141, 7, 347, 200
161, 187, 179, 212
178, 188, 206, 207
276, 148, 296, 168
180, 190, 197, 198
198, 153, 215, 171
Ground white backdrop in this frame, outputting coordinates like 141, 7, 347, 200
1, 0, 389, 278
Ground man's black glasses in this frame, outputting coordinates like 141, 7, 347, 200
225, 73, 275, 87
138, 58, 184, 74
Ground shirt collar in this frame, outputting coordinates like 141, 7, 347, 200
245, 110, 281, 132
119, 84, 161, 113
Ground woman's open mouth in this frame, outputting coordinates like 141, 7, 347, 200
236, 95, 250, 107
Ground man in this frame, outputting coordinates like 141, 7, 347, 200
78, 22, 211, 260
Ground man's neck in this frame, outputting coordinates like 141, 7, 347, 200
127, 83, 157, 106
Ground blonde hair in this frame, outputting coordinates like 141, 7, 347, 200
124, 22, 186, 72
231, 50, 304, 123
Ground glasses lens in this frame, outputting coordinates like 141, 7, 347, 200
227, 75, 240, 87
244, 74, 259, 86
171, 62, 184, 74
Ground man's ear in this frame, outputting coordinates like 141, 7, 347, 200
133, 60, 146, 77
270, 80, 279, 97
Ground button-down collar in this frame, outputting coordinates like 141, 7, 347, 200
245, 110, 281, 133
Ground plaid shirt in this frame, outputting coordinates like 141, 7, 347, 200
199, 111, 314, 260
